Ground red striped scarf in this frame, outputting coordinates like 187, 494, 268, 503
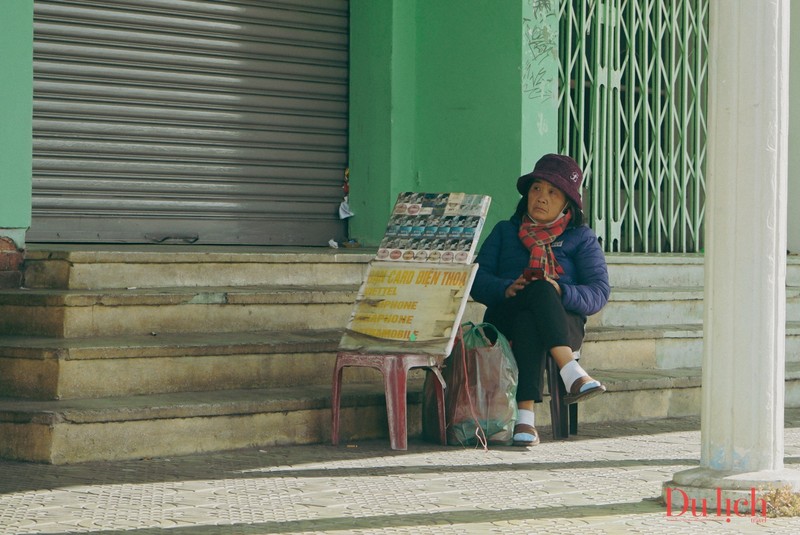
518, 211, 572, 279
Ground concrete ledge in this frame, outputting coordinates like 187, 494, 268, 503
0, 285, 359, 306
24, 245, 377, 264
0, 329, 344, 360
0, 384, 403, 463
0, 286, 359, 337
3, 366, 800, 464
0, 324, 716, 360
608, 287, 704, 301
605, 253, 704, 265
0, 329, 363, 399
3, 325, 799, 399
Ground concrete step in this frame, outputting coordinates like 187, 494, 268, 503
22, 246, 373, 290
0, 384, 385, 464
3, 362, 800, 464
589, 287, 704, 328
606, 253, 800, 287
4, 283, 795, 338
0, 324, 700, 400
0, 285, 358, 337
583, 322, 800, 369
0, 324, 697, 400
11, 248, 797, 340
582, 325, 702, 370
606, 254, 704, 287
590, 286, 800, 328
789, 255, 800, 286
20, 246, 800, 292
0, 329, 355, 400
5, 321, 799, 402
3, 246, 796, 465
22, 247, 715, 292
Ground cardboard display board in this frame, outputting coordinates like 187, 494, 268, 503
339, 191, 491, 356
338, 262, 478, 356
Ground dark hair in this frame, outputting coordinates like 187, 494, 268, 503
514, 196, 584, 227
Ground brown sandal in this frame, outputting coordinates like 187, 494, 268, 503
564, 375, 606, 404
512, 423, 540, 447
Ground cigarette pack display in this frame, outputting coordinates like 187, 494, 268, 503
376, 192, 491, 264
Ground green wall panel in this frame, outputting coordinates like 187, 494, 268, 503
0, 0, 34, 244
415, 0, 520, 233
348, 0, 395, 239
349, 0, 559, 246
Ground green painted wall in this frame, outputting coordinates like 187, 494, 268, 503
414, 2, 520, 231
349, 0, 559, 246
0, 0, 33, 247
347, 0, 395, 238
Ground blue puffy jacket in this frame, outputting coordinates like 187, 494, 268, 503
471, 214, 610, 319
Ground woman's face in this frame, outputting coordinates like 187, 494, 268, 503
526, 179, 568, 223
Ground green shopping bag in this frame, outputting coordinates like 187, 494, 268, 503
423, 322, 519, 446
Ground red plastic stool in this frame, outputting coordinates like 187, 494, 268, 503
331, 351, 447, 450
546, 351, 580, 440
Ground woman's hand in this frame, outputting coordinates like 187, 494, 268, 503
505, 273, 562, 298
544, 275, 562, 296
504, 275, 528, 298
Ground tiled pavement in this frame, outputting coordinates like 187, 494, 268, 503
3, 411, 800, 534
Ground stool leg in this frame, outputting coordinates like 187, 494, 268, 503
434, 370, 447, 446
382, 358, 409, 450
547, 356, 569, 440
557, 378, 570, 438
331, 360, 345, 446
569, 403, 578, 435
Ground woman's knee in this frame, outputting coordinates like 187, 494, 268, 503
517, 279, 559, 307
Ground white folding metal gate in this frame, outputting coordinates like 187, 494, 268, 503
559, 0, 709, 253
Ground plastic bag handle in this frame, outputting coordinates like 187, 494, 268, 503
461, 321, 501, 346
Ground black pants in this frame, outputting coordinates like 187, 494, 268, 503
484, 280, 585, 403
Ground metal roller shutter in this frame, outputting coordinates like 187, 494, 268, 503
28, 0, 349, 245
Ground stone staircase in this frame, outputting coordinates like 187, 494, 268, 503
0, 246, 798, 463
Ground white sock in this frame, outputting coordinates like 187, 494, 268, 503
516, 409, 535, 427
559, 359, 588, 392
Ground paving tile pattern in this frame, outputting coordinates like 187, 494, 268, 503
2, 412, 800, 534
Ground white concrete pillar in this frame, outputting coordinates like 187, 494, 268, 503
663, 0, 800, 512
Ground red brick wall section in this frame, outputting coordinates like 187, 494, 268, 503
0, 237, 23, 288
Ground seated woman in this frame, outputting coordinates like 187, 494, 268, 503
470, 154, 611, 447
